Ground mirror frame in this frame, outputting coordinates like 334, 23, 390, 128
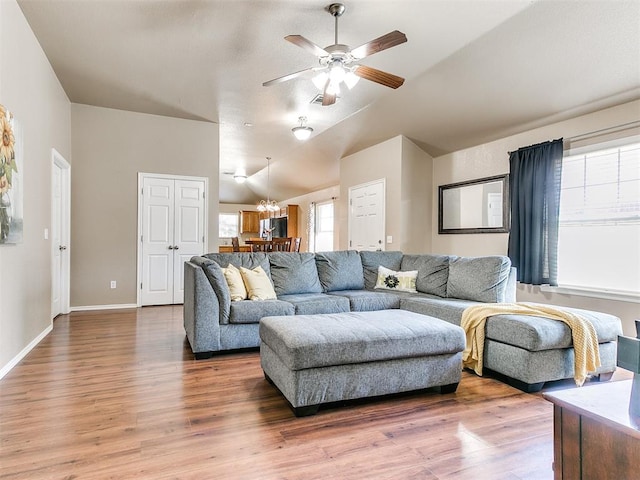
438, 174, 510, 234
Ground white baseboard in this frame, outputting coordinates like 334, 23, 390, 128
0, 324, 53, 381
70, 304, 139, 312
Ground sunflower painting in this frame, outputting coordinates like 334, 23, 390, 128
0, 104, 22, 244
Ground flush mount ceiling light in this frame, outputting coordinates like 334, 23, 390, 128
233, 173, 247, 184
292, 116, 313, 140
257, 157, 279, 213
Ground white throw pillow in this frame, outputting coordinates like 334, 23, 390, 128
239, 265, 277, 300
222, 263, 247, 301
374, 265, 418, 293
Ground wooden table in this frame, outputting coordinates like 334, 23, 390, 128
543, 380, 640, 480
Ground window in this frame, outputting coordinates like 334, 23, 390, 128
557, 141, 640, 296
218, 213, 238, 238
314, 201, 334, 252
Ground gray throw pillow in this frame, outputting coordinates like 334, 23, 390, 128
447, 256, 512, 303
190, 256, 231, 324
401, 254, 450, 297
268, 252, 322, 296
315, 250, 364, 292
359, 251, 404, 290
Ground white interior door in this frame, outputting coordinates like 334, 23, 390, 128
172, 180, 205, 304
348, 179, 385, 251
51, 149, 70, 319
140, 174, 206, 306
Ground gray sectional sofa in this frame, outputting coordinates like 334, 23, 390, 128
183, 250, 623, 392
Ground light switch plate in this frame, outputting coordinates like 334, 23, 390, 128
386, 236, 392, 244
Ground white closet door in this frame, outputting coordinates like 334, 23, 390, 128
51, 162, 63, 317
349, 179, 385, 251
141, 177, 175, 305
172, 180, 205, 304
140, 175, 206, 306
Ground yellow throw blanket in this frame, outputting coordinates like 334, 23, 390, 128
461, 302, 601, 386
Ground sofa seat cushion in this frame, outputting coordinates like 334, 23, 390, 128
259, 310, 466, 371
269, 252, 323, 296
400, 296, 477, 326
484, 307, 623, 351
228, 299, 295, 324
315, 250, 364, 292
278, 293, 350, 315
328, 290, 405, 311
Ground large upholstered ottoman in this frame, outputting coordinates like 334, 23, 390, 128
259, 310, 466, 416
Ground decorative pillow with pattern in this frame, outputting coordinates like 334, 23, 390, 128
374, 266, 418, 293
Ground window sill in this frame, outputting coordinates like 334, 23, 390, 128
540, 285, 640, 304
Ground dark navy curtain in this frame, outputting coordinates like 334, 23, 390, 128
507, 139, 563, 286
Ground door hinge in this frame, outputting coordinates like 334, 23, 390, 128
140, 282, 143, 290
140, 235, 143, 243
141, 187, 143, 195
349, 240, 352, 247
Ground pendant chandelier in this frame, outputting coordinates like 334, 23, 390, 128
257, 157, 279, 213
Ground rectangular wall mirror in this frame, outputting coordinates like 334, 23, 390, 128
438, 174, 510, 234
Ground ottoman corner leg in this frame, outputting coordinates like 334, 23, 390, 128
438, 382, 459, 394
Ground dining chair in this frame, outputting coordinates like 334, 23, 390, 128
271, 237, 291, 252
291, 237, 302, 252
231, 237, 240, 252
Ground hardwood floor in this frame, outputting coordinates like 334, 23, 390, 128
0, 307, 631, 480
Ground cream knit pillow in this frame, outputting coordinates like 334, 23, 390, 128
222, 264, 247, 301
239, 266, 277, 300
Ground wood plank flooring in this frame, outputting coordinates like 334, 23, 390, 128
0, 306, 631, 480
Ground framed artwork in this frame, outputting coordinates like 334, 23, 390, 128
0, 103, 23, 244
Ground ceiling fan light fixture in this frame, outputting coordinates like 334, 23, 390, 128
292, 116, 313, 140
344, 69, 360, 89
326, 80, 341, 96
312, 72, 328, 90
328, 62, 346, 83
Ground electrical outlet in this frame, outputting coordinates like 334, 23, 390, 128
110, 281, 117, 289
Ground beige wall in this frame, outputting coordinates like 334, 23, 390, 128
339, 135, 432, 253
70, 104, 219, 308
432, 100, 640, 335
0, 0, 72, 375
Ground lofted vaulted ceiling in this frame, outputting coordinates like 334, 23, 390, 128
17, 0, 640, 204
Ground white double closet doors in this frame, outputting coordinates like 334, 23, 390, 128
139, 174, 207, 306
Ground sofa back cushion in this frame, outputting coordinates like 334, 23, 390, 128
359, 251, 404, 290
190, 256, 231, 324
401, 254, 450, 297
315, 250, 364, 292
204, 252, 271, 278
447, 255, 512, 303
268, 252, 322, 296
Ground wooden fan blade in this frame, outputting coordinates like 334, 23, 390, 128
350, 30, 407, 59
262, 67, 315, 87
353, 65, 405, 89
322, 79, 336, 106
285, 35, 329, 57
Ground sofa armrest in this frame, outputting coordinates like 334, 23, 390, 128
184, 261, 221, 357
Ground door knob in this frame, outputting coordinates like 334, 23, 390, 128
174, 245, 179, 250
59, 245, 67, 251
168, 245, 174, 250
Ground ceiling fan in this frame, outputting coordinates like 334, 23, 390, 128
263, 3, 407, 106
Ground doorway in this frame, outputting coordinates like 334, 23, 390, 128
51, 149, 70, 319
348, 179, 385, 251
137, 173, 208, 306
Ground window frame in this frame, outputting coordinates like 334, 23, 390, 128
218, 212, 239, 238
